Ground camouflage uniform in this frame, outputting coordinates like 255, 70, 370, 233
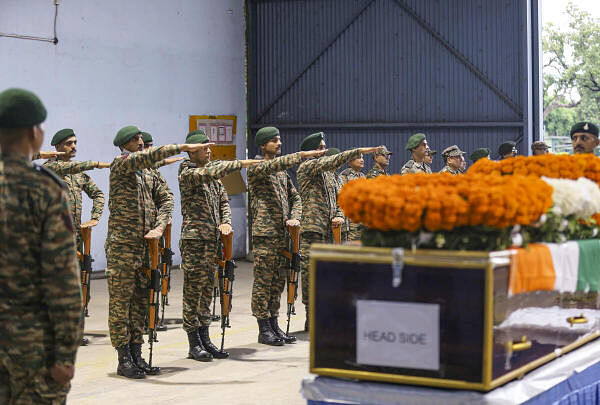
366, 163, 387, 178
178, 159, 239, 332
105, 146, 176, 349
42, 158, 105, 248
439, 165, 459, 174
339, 167, 366, 241
297, 149, 360, 307
248, 153, 302, 320
0, 155, 82, 404
400, 159, 432, 175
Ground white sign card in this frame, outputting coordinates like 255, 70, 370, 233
356, 300, 440, 370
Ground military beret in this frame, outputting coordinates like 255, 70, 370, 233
325, 147, 340, 156
255, 126, 279, 147
300, 132, 325, 151
0, 88, 47, 129
406, 133, 426, 150
570, 122, 599, 138
498, 141, 516, 156
375, 145, 392, 156
51, 128, 75, 146
141, 132, 153, 143
186, 129, 209, 144
531, 141, 550, 150
470, 148, 490, 162
113, 125, 141, 146
441, 145, 465, 158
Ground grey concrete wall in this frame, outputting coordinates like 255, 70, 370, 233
0, 0, 247, 269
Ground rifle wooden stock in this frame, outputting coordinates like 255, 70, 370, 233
146, 238, 161, 366
80, 226, 92, 310
285, 225, 301, 335
160, 223, 172, 296
332, 222, 342, 244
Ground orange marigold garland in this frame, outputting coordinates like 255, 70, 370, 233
337, 173, 553, 232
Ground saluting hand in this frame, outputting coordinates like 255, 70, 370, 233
218, 224, 233, 235
240, 159, 263, 168
95, 162, 110, 169
38, 151, 66, 159
359, 146, 385, 155
300, 149, 327, 159
180, 142, 215, 152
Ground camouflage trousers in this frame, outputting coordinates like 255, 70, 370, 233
106, 265, 149, 348
0, 354, 69, 405
300, 231, 329, 309
251, 237, 287, 320
181, 240, 218, 332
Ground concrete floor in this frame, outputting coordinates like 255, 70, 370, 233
70, 260, 310, 405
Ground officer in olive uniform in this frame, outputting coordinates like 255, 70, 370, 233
531, 141, 550, 156
0, 88, 82, 404
570, 122, 599, 155
401, 133, 432, 174
498, 141, 517, 160
439, 145, 465, 175
366, 146, 392, 178
470, 148, 490, 163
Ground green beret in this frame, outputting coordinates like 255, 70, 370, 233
300, 132, 325, 151
570, 122, 599, 138
141, 132, 153, 143
51, 128, 75, 146
186, 129, 209, 144
325, 147, 340, 156
470, 148, 490, 162
0, 88, 47, 129
255, 126, 279, 147
113, 125, 141, 147
498, 141, 516, 156
406, 133, 426, 150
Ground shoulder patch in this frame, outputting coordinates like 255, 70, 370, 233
33, 163, 67, 189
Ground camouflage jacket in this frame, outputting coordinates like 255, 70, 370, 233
0, 155, 82, 367
366, 164, 387, 178
439, 165, 459, 174
248, 153, 302, 239
105, 146, 177, 266
339, 167, 366, 234
297, 149, 360, 235
400, 159, 432, 175
178, 159, 240, 242
42, 158, 105, 236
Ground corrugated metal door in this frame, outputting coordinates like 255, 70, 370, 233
246, 0, 541, 173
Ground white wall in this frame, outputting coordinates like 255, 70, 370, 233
0, 0, 248, 269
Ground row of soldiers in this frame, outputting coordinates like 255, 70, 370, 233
0, 88, 388, 402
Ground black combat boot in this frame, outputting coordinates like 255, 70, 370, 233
269, 317, 296, 344
187, 329, 213, 362
81, 337, 90, 346
257, 318, 284, 346
129, 342, 161, 375
199, 326, 229, 359
116, 345, 145, 379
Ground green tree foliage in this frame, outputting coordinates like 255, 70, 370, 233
544, 3, 600, 137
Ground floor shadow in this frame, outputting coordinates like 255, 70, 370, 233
84, 332, 108, 338
107, 372, 254, 386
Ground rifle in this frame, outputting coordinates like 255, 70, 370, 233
215, 231, 235, 351
281, 225, 301, 335
332, 221, 342, 245
210, 271, 221, 322
157, 223, 173, 331
145, 238, 161, 368
79, 226, 93, 317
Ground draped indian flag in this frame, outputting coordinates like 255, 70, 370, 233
508, 240, 600, 295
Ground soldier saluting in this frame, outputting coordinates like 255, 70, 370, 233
296, 132, 384, 331
106, 126, 207, 379
179, 130, 261, 360
249, 127, 326, 345
0, 88, 82, 403
401, 133, 432, 175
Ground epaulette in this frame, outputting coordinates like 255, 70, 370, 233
33, 162, 67, 189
